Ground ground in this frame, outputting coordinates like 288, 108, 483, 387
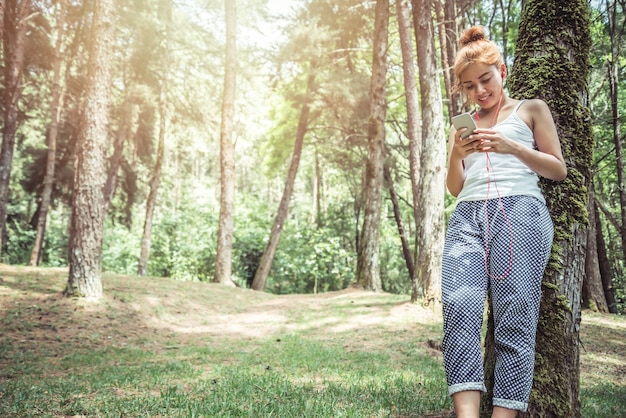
0, 263, 624, 417
0, 264, 442, 360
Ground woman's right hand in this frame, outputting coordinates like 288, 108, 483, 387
450, 127, 481, 160
446, 126, 477, 197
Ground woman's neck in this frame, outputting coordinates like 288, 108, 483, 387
477, 93, 508, 127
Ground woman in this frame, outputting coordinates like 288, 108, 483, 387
442, 26, 567, 418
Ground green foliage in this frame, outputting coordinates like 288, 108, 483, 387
146, 207, 217, 282
379, 214, 413, 295
40, 207, 71, 267
102, 221, 142, 275
230, 197, 274, 287
3, 186, 36, 265
267, 226, 356, 294
3, 216, 36, 265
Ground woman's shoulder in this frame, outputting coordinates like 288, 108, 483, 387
520, 98, 551, 113
517, 98, 552, 123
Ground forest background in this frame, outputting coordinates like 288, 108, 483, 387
0, 0, 624, 313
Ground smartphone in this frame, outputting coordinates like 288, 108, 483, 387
451, 113, 477, 139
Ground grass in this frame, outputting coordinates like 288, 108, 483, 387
0, 264, 624, 417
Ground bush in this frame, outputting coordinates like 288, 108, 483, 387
267, 226, 356, 294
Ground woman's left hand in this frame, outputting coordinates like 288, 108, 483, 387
469, 129, 519, 154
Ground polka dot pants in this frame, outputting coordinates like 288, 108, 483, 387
441, 195, 553, 412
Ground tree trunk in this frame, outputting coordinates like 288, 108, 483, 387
396, 0, 420, 296
250, 71, 316, 292
482, 1, 593, 416
583, 181, 608, 312
65, 0, 115, 300
383, 160, 415, 284
594, 197, 618, 313
437, 0, 462, 119
606, 0, 626, 264
103, 103, 131, 214
0, 0, 31, 254
213, 0, 237, 286
30, 1, 66, 266
448, 0, 464, 116
412, 0, 446, 306
137, 1, 171, 277
355, 0, 389, 292
138, 82, 167, 277
311, 147, 322, 228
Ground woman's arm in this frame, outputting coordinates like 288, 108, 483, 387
446, 128, 465, 197
472, 99, 567, 181
446, 125, 482, 196
522, 99, 568, 181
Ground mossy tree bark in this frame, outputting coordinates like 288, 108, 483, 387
481, 1, 593, 417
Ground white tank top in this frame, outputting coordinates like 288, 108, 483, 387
456, 100, 546, 204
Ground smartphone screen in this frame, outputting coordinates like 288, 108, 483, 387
451, 113, 477, 139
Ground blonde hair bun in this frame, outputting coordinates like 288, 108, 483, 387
459, 26, 488, 48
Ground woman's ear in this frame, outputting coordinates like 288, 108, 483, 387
500, 64, 507, 79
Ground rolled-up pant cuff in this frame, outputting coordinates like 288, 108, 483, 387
493, 397, 528, 412
448, 382, 487, 396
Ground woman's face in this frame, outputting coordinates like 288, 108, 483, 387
459, 62, 505, 109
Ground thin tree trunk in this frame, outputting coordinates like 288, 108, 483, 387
138, 83, 167, 276
65, 0, 115, 300
0, 0, 31, 253
311, 147, 322, 228
103, 101, 133, 214
497, 0, 511, 65
434, 1, 449, 114
443, 0, 463, 117
137, 1, 171, 277
606, 0, 626, 264
383, 161, 415, 283
595, 195, 621, 231
213, 0, 237, 286
396, 0, 420, 297
412, 0, 446, 306
30, 1, 66, 266
594, 197, 618, 313
250, 71, 316, 292
583, 181, 609, 312
355, 0, 389, 292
